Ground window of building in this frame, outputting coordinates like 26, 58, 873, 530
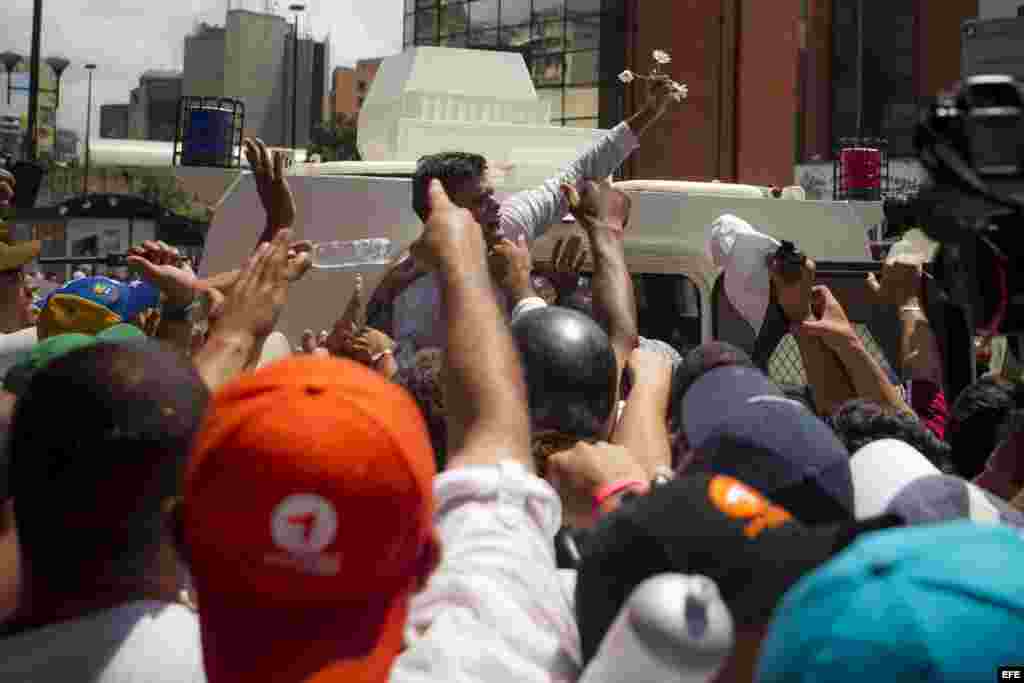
440, 2, 469, 35
469, 0, 499, 31
416, 8, 439, 42
831, 0, 916, 157
407, 0, 624, 128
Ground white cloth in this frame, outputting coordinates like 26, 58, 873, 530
0, 601, 206, 682
393, 123, 641, 355
707, 214, 781, 336
0, 326, 37, 379
391, 462, 580, 683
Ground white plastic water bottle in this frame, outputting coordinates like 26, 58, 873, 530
579, 574, 734, 683
311, 239, 396, 270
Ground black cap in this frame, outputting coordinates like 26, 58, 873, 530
575, 472, 900, 664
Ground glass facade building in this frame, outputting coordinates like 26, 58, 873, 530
402, 0, 626, 129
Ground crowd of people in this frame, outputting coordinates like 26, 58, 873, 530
0, 72, 1021, 682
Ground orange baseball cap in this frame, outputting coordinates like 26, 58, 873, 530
183, 355, 437, 683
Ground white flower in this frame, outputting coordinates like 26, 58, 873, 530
618, 70, 635, 84
652, 49, 672, 65
671, 82, 689, 101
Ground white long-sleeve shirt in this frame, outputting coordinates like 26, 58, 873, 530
392, 124, 641, 363
391, 462, 580, 683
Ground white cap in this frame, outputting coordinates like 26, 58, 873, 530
707, 214, 781, 336
850, 439, 940, 519
579, 574, 734, 683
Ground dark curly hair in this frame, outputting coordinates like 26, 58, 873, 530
829, 399, 955, 473
411, 151, 488, 222
947, 377, 1024, 479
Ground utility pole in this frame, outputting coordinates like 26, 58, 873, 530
289, 4, 305, 157
83, 64, 95, 195
23, 0, 43, 161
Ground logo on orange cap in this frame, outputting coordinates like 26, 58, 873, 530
266, 493, 342, 576
708, 475, 792, 539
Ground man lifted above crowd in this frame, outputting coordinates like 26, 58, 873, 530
359, 76, 683, 364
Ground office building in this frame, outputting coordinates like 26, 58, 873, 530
404, 0, 978, 187
100, 104, 131, 139
183, 9, 331, 148
127, 70, 183, 141
330, 58, 383, 122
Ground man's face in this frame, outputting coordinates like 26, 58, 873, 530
0, 269, 34, 328
447, 174, 501, 241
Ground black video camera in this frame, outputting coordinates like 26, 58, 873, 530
912, 74, 1024, 337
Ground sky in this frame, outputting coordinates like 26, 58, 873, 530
0, 0, 403, 140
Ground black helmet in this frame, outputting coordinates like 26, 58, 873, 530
510, 305, 618, 437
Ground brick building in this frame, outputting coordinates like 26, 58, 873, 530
403, 0, 980, 186
330, 58, 383, 122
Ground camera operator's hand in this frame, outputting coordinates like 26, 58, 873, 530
0, 169, 13, 210
561, 179, 631, 233
546, 441, 648, 529
866, 254, 925, 308
798, 285, 857, 348
770, 252, 817, 324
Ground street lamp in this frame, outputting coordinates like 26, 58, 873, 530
83, 63, 95, 195
44, 56, 70, 108
289, 3, 306, 156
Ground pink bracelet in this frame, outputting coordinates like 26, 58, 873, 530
592, 479, 648, 519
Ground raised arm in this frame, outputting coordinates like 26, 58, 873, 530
800, 285, 912, 414
563, 180, 639, 365
193, 230, 312, 391
502, 78, 679, 240
411, 179, 532, 472
770, 254, 857, 417
244, 138, 296, 246
867, 256, 944, 387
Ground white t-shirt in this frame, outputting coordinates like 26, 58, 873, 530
0, 601, 206, 682
0, 327, 37, 380
391, 462, 580, 682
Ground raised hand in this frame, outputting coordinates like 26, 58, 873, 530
326, 274, 365, 357
646, 74, 686, 117
550, 234, 588, 275
488, 235, 534, 302
126, 240, 196, 308
866, 254, 925, 308
410, 178, 486, 273
770, 252, 817, 324
0, 168, 13, 209
213, 229, 312, 341
244, 138, 296, 235
546, 441, 648, 529
560, 178, 631, 232
798, 285, 857, 349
